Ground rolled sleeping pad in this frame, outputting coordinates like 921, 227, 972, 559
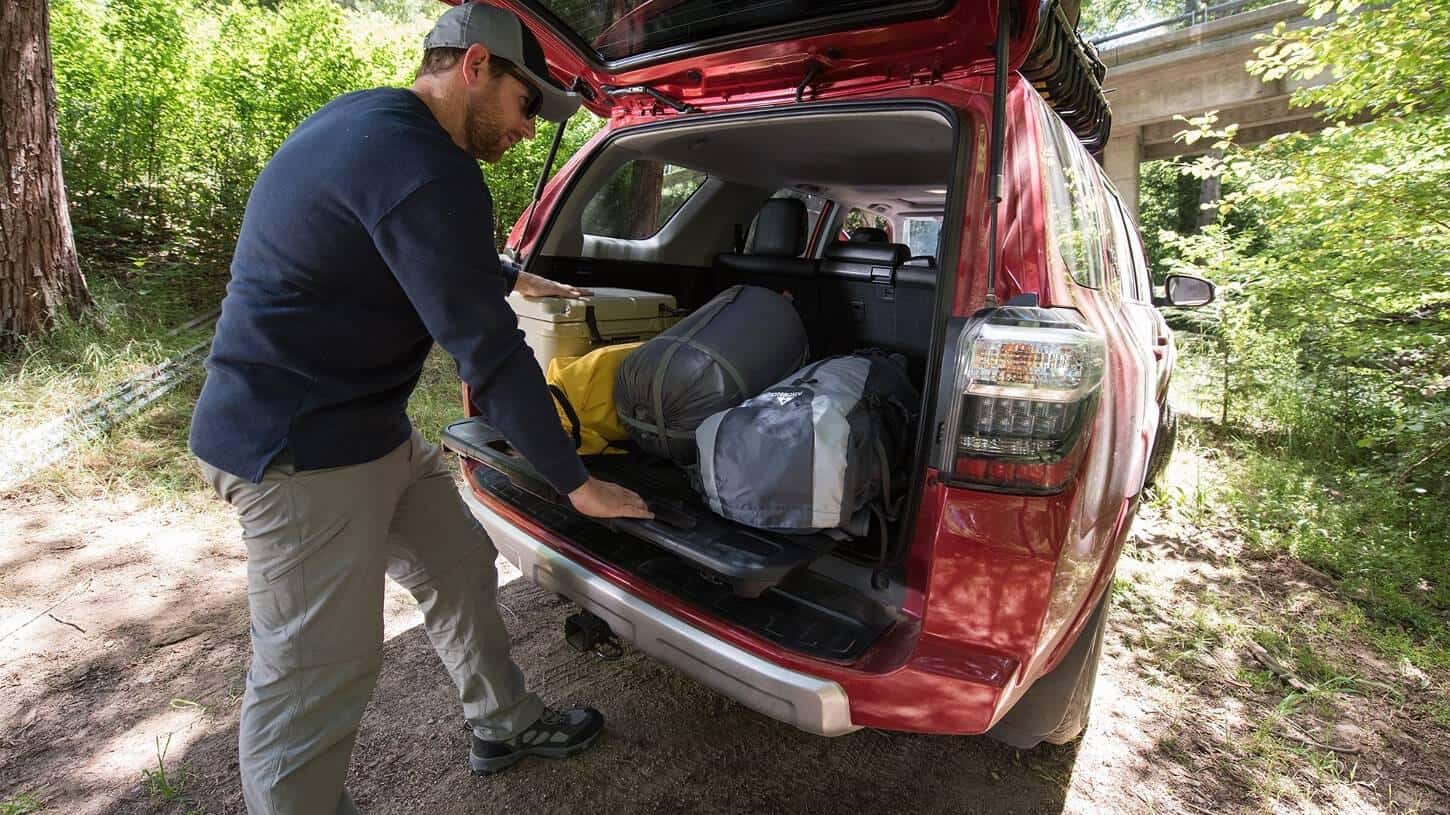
615, 285, 809, 464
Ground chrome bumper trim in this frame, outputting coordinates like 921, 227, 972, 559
466, 493, 859, 737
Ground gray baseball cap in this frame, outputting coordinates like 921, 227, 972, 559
424, 3, 581, 123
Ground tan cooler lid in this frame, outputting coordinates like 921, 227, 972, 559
507, 287, 677, 325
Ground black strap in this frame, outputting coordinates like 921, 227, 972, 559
583, 305, 605, 345
548, 385, 583, 450
648, 286, 744, 446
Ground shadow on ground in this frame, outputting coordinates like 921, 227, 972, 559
155, 579, 1077, 815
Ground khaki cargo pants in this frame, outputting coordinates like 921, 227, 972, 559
201, 430, 545, 815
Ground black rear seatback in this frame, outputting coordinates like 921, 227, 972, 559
714, 198, 822, 341
817, 240, 936, 380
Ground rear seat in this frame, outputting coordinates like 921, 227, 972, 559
817, 240, 935, 377
714, 198, 822, 341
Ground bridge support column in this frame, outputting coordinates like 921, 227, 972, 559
1104, 125, 1143, 221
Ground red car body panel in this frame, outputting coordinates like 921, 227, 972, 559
458, 0, 1162, 734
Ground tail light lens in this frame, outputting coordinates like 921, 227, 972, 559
941, 307, 1105, 493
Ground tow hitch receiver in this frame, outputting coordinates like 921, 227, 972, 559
564, 609, 624, 661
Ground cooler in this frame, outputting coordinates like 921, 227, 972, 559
508, 287, 682, 371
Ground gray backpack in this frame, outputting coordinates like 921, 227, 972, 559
694, 352, 919, 535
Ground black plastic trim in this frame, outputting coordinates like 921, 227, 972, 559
443, 417, 837, 598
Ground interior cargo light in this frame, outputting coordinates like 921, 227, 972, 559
943, 307, 1105, 492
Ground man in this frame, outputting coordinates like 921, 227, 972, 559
188, 5, 653, 813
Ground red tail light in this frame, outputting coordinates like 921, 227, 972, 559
939, 307, 1105, 493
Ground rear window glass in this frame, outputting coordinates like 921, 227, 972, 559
534, 0, 936, 61
902, 216, 942, 258
580, 160, 707, 240
1036, 97, 1107, 288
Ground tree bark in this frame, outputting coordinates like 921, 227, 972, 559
1, 0, 91, 349
1197, 149, 1222, 229
625, 160, 663, 239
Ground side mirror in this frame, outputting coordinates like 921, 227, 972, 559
1153, 273, 1215, 308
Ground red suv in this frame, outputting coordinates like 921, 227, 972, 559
442, 0, 1214, 747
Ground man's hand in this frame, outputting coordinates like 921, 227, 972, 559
568, 477, 653, 519
514, 270, 592, 299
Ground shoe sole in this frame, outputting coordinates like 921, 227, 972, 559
468, 729, 603, 775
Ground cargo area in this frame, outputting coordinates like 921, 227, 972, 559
448, 105, 961, 663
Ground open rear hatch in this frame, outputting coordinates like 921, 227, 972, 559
444, 417, 838, 598
479, 0, 1041, 117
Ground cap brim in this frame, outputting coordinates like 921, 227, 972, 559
518, 65, 581, 123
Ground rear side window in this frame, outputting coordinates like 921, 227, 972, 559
581, 160, 707, 240
1036, 98, 1107, 288
1101, 187, 1150, 303
843, 208, 892, 241
1120, 204, 1152, 303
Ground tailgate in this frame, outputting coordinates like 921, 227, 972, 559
442, 417, 836, 598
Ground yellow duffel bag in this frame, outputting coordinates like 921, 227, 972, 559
544, 342, 643, 456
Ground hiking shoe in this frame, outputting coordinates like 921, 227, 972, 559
468, 706, 604, 775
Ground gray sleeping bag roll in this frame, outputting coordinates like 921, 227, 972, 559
695, 352, 919, 533
615, 285, 808, 464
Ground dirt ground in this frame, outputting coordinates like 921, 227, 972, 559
2, 446, 1447, 814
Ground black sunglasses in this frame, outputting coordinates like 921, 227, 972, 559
495, 58, 542, 121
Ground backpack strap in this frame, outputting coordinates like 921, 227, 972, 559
646, 286, 744, 445
548, 384, 583, 450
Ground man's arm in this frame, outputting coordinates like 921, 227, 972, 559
371, 175, 589, 493
372, 174, 651, 520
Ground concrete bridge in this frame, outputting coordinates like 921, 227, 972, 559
1096, 0, 1329, 218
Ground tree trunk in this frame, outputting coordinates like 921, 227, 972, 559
1, 0, 91, 349
626, 161, 663, 239
1197, 149, 1222, 229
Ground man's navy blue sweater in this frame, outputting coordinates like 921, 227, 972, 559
189, 88, 589, 494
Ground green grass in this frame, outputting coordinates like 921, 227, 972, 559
1211, 438, 1449, 668
0, 257, 224, 430
0, 793, 44, 815
408, 344, 469, 447
3, 250, 472, 504
1165, 336, 1450, 673
140, 734, 188, 805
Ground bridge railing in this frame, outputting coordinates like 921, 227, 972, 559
1092, 0, 1288, 45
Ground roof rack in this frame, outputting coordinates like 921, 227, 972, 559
1021, 0, 1112, 152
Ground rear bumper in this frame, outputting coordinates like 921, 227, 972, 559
465, 491, 861, 737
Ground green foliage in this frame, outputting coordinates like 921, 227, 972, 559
1136, 159, 1201, 271
1079, 0, 1177, 38
1226, 443, 1449, 645
1251, 0, 1450, 119
50, 0, 603, 267
51, 0, 430, 261
1153, 0, 1450, 648
486, 113, 605, 247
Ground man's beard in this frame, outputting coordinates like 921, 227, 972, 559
464, 95, 508, 163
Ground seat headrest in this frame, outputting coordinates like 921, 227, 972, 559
751, 198, 808, 257
824, 241, 910, 265
847, 227, 889, 243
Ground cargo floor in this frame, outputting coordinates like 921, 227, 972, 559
444, 417, 898, 662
